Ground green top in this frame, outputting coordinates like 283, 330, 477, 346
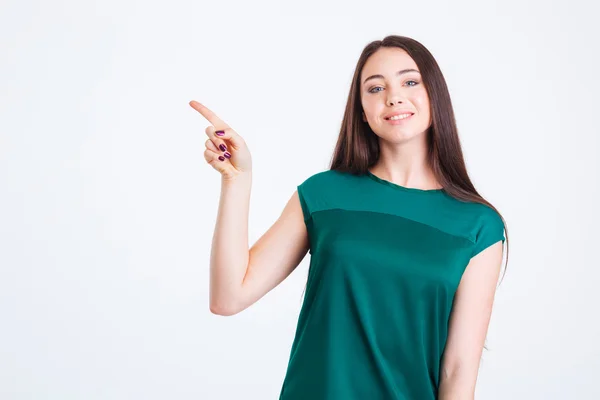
279, 169, 505, 400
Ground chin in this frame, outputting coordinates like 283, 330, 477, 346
369, 119, 428, 141
377, 130, 422, 144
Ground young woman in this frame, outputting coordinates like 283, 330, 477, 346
191, 35, 509, 400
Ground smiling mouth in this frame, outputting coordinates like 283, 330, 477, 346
384, 114, 414, 125
385, 113, 414, 121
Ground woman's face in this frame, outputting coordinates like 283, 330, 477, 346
360, 47, 432, 143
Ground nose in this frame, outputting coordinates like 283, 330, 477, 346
386, 91, 404, 106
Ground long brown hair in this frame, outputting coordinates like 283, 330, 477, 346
329, 35, 509, 283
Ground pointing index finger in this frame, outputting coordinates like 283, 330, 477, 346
189, 100, 230, 129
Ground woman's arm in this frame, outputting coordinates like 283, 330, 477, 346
210, 173, 309, 316
438, 240, 504, 399
189, 100, 310, 317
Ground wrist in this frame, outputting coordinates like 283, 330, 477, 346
222, 170, 252, 185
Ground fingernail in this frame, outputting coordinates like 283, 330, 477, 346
215, 130, 225, 136
224, 152, 231, 159
219, 144, 227, 152
218, 155, 225, 161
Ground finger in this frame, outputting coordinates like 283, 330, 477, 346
189, 100, 230, 130
204, 148, 228, 165
205, 125, 230, 154
205, 125, 245, 152
205, 138, 219, 153
205, 138, 232, 160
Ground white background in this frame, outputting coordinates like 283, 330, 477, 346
1, 0, 599, 398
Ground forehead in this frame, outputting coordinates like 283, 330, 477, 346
361, 48, 419, 80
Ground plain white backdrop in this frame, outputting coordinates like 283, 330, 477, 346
1, 0, 599, 398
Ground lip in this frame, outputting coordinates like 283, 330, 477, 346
385, 114, 413, 125
384, 110, 415, 120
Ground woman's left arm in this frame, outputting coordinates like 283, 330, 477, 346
438, 240, 505, 400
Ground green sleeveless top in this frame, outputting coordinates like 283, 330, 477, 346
278, 169, 505, 400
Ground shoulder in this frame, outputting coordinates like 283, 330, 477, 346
464, 202, 506, 258
299, 169, 350, 183
436, 195, 505, 256
468, 202, 504, 231
444, 196, 503, 228
298, 169, 354, 190
296, 169, 360, 220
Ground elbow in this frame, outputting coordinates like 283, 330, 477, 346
209, 298, 243, 316
209, 303, 238, 316
209, 282, 249, 316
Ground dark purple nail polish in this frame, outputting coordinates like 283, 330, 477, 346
224, 152, 231, 159
219, 144, 227, 152
215, 130, 225, 136
218, 155, 225, 161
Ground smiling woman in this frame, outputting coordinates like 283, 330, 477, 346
197, 34, 510, 400
282, 36, 510, 399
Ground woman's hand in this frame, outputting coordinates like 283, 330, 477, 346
189, 100, 253, 181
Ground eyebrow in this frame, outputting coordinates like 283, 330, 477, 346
362, 68, 421, 85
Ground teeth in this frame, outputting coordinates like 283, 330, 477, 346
388, 113, 412, 120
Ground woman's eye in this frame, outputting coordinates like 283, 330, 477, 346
368, 81, 419, 93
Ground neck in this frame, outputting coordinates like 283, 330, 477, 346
370, 136, 441, 190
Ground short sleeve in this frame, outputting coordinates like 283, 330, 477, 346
297, 182, 312, 224
296, 169, 331, 229
297, 178, 317, 255
470, 208, 506, 258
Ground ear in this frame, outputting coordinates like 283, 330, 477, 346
362, 112, 367, 122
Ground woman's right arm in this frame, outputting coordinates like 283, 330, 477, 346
189, 100, 310, 316
210, 172, 309, 316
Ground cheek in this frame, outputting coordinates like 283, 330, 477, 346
413, 91, 432, 126
413, 91, 430, 111
363, 99, 385, 120
362, 99, 380, 120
